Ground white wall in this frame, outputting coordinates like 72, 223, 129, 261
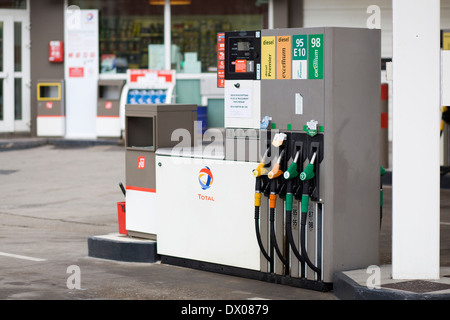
302, 0, 450, 147
304, 0, 450, 57
303, 0, 392, 57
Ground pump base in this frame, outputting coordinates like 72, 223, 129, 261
160, 255, 333, 292
333, 265, 450, 300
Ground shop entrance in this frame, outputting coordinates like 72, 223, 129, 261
0, 9, 30, 133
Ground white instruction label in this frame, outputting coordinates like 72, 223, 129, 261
225, 88, 252, 118
295, 93, 303, 114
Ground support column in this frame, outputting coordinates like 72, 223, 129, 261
164, 0, 171, 70
392, 0, 440, 279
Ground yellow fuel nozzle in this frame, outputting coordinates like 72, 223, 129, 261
252, 162, 268, 177
252, 148, 270, 177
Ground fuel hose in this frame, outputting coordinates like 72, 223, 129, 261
284, 150, 306, 277
268, 149, 289, 272
299, 155, 322, 279
254, 176, 273, 269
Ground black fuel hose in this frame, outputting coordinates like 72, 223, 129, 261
269, 207, 289, 272
254, 206, 274, 272
300, 208, 321, 279
254, 176, 273, 272
285, 209, 306, 277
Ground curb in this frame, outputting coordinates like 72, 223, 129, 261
0, 138, 48, 151
0, 138, 123, 151
88, 234, 159, 263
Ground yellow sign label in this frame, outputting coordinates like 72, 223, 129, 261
276, 35, 292, 80
444, 33, 450, 50
261, 36, 275, 79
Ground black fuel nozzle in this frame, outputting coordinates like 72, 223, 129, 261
299, 151, 317, 214
305, 141, 322, 201
277, 182, 287, 199
284, 149, 302, 210
262, 178, 271, 197
294, 183, 304, 200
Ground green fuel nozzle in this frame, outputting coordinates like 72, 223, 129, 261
283, 150, 301, 180
300, 152, 317, 181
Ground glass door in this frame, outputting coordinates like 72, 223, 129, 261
0, 15, 14, 132
0, 11, 30, 133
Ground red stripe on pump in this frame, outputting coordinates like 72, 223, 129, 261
381, 112, 388, 129
125, 186, 156, 193
381, 83, 388, 101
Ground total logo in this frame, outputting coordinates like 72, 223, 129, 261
86, 13, 94, 22
198, 166, 213, 190
198, 166, 215, 202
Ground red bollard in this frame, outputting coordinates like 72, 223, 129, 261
117, 201, 128, 235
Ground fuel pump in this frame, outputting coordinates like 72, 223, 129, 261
153, 27, 380, 293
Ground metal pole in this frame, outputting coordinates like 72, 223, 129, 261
164, 0, 171, 70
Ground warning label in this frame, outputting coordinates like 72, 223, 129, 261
235, 59, 247, 73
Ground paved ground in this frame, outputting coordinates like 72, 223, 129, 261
0, 143, 449, 302
0, 144, 336, 301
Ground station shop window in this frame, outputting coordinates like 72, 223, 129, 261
0, 0, 26, 9
69, 0, 267, 73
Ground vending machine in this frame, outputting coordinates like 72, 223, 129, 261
119, 69, 176, 137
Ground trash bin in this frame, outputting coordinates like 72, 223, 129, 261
97, 79, 125, 138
